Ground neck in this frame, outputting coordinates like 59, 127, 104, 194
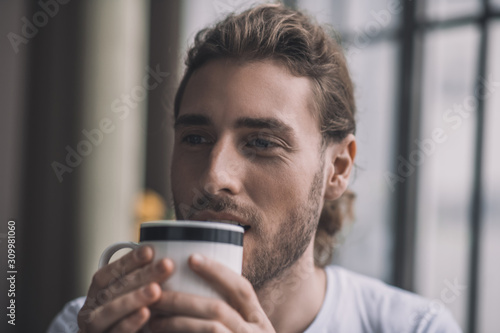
255, 240, 327, 333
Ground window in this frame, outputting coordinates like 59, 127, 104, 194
294, 0, 499, 331
296, 0, 400, 283
415, 24, 479, 329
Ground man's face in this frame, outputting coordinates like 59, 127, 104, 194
171, 58, 327, 290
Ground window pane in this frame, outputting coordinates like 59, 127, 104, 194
491, 0, 500, 9
425, 0, 482, 21
297, 0, 401, 32
415, 25, 480, 330
478, 20, 500, 333
331, 40, 398, 283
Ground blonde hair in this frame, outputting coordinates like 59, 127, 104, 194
174, 3, 356, 267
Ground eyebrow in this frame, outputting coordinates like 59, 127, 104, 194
234, 117, 294, 135
174, 114, 295, 137
174, 114, 212, 129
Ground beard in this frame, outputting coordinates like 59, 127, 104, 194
173, 163, 324, 292
243, 167, 324, 291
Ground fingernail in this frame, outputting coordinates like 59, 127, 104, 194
191, 253, 204, 266
142, 284, 156, 298
156, 258, 171, 273
137, 246, 150, 261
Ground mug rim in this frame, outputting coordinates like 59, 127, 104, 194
141, 220, 244, 233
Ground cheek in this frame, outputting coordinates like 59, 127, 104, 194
171, 153, 200, 202
246, 165, 309, 213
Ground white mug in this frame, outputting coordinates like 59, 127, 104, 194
99, 220, 244, 299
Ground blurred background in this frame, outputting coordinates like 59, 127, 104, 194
1, 0, 499, 332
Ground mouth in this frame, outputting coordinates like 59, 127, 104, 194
215, 220, 251, 231
193, 212, 251, 232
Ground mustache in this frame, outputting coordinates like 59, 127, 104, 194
204, 196, 238, 212
181, 192, 262, 226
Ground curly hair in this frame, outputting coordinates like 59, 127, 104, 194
174, 3, 356, 267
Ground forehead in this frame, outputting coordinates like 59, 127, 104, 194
178, 58, 319, 134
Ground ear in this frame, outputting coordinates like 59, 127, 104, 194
324, 134, 357, 201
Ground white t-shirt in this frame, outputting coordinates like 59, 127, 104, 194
47, 265, 462, 333
303, 266, 461, 332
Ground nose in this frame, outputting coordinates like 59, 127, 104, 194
200, 136, 243, 196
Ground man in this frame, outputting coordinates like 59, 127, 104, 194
49, 4, 461, 332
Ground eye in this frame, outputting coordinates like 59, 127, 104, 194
182, 134, 209, 145
247, 138, 278, 149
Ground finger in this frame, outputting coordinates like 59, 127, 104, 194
88, 246, 154, 297
151, 290, 243, 330
108, 307, 150, 333
81, 283, 161, 332
149, 316, 233, 333
106, 258, 174, 301
189, 254, 262, 320
85, 258, 174, 310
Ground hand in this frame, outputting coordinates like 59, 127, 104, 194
77, 246, 174, 333
148, 254, 276, 333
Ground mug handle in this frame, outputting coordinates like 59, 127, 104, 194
98, 242, 139, 269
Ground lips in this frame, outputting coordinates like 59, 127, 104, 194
193, 211, 251, 231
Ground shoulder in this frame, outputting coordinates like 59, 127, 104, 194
46, 296, 86, 333
322, 266, 462, 333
